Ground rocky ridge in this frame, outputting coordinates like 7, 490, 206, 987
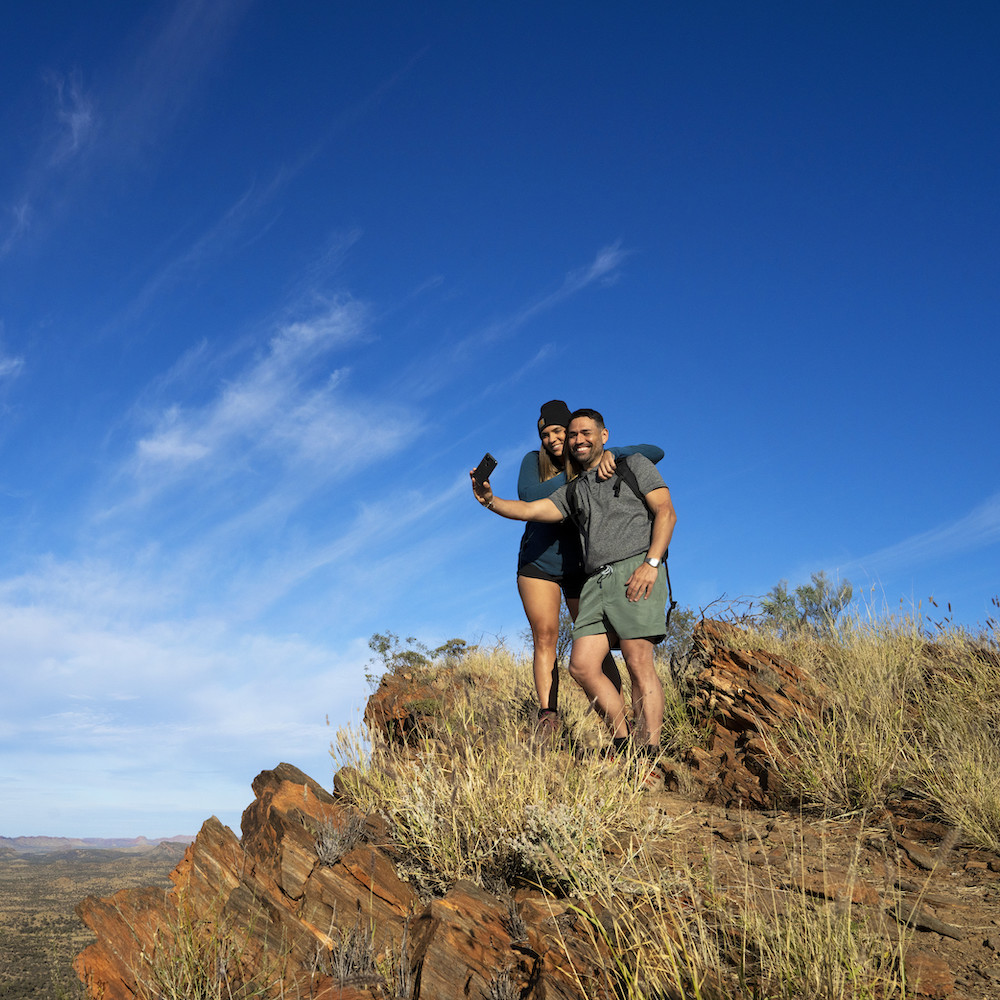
75, 622, 1000, 999
2, 835, 193, 855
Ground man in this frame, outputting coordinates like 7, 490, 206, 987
471, 408, 676, 774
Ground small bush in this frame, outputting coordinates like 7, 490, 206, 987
323, 917, 382, 989
314, 811, 367, 867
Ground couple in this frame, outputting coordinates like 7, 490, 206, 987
471, 402, 676, 771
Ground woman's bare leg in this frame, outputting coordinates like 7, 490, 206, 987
517, 575, 563, 711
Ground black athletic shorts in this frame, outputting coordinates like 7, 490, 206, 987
517, 562, 586, 600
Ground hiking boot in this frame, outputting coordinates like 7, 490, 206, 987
639, 763, 665, 792
534, 709, 560, 740
615, 742, 664, 791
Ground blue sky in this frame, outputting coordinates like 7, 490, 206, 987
1, 2, 998, 838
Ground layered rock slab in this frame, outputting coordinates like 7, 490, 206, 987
75, 764, 606, 1000
667, 619, 826, 808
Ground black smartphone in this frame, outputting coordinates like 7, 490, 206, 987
472, 452, 497, 484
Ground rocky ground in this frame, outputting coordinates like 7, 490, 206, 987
642, 791, 1000, 999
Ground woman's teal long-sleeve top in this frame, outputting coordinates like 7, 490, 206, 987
515, 444, 665, 577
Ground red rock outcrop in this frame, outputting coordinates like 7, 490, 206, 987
76, 622, 828, 1000
665, 619, 826, 808
75, 764, 611, 1000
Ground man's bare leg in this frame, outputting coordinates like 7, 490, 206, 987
566, 598, 623, 695
618, 637, 664, 748
568, 633, 629, 738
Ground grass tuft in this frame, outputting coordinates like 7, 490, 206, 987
314, 811, 367, 867
735, 612, 1000, 846
133, 892, 286, 1000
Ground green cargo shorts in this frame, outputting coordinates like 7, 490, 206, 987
572, 552, 667, 643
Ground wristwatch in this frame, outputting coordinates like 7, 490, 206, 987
645, 557, 660, 568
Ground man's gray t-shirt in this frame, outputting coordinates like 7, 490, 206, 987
548, 453, 667, 574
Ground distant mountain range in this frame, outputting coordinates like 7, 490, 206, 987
0, 834, 193, 855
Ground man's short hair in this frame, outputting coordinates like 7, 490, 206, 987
569, 407, 605, 430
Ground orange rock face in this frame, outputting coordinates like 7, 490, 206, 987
666, 619, 826, 808
74, 763, 607, 1000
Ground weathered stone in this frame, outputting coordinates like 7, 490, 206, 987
894, 832, 941, 872
409, 881, 516, 996
363, 673, 446, 747
792, 868, 881, 907
75, 885, 174, 1000
75, 767, 420, 1000
76, 764, 621, 1000
893, 901, 964, 940
712, 820, 744, 843
299, 845, 418, 957
905, 950, 956, 998
669, 619, 827, 809
169, 814, 246, 906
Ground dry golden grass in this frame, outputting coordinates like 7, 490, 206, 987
562, 850, 911, 1000
335, 643, 667, 896
330, 613, 998, 998
733, 613, 1000, 850
134, 892, 288, 1000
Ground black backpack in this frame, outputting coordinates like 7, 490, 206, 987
566, 454, 678, 628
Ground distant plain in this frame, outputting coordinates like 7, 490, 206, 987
0, 842, 188, 1000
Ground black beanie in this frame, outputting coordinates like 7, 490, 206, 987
537, 399, 573, 435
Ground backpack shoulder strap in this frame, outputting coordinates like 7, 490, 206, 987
616, 455, 678, 625
613, 455, 652, 521
566, 458, 642, 522
565, 476, 582, 523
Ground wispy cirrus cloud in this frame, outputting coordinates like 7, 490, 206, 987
403, 242, 631, 400
102, 179, 293, 340
475, 240, 629, 348
108, 0, 252, 155
1, 0, 250, 259
130, 297, 386, 481
842, 491, 1000, 577
0, 67, 98, 255
0, 69, 98, 257
0, 352, 24, 381
92, 293, 423, 616
0, 201, 33, 258
0, 327, 25, 410
47, 71, 98, 165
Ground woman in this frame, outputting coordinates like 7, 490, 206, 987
517, 400, 664, 733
